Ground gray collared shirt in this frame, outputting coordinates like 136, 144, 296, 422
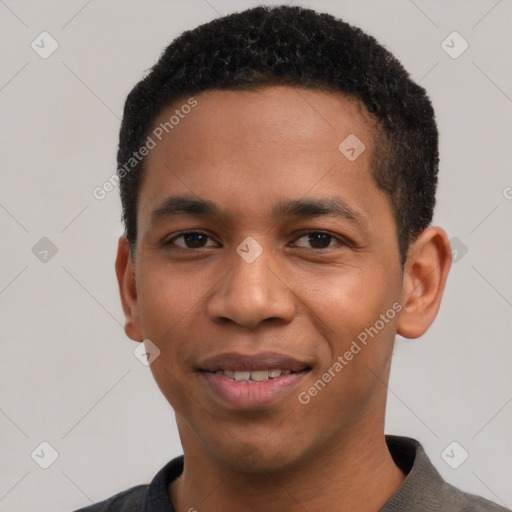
74, 435, 510, 511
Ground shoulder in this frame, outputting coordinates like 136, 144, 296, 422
439, 481, 510, 512
71, 456, 184, 512
384, 436, 510, 512
72, 484, 148, 512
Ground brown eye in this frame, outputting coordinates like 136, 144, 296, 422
167, 232, 217, 249
294, 232, 342, 250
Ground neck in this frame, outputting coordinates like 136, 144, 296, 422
170, 427, 405, 512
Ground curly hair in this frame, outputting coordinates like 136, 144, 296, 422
117, 4, 438, 264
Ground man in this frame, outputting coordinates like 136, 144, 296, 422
77, 5, 509, 511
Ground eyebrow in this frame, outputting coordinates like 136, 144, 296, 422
273, 197, 365, 224
151, 196, 219, 221
150, 195, 366, 225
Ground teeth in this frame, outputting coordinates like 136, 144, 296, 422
234, 371, 251, 381
250, 370, 268, 381
215, 369, 294, 381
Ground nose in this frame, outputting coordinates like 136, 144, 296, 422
206, 245, 296, 329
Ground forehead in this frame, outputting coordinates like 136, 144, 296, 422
138, 86, 389, 230
149, 86, 376, 159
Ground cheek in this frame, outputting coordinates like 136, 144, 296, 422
137, 263, 203, 339
300, 261, 401, 393
138, 270, 203, 412
302, 263, 395, 332
136, 263, 216, 388
297, 271, 399, 431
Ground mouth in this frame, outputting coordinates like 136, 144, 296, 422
198, 352, 312, 410
207, 368, 300, 382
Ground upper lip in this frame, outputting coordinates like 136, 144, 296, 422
198, 351, 311, 372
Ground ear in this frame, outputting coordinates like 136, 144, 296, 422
115, 236, 143, 341
397, 226, 452, 339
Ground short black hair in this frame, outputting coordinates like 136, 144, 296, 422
117, 4, 438, 264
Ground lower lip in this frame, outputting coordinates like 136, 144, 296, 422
201, 371, 308, 410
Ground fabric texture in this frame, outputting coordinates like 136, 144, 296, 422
74, 435, 510, 512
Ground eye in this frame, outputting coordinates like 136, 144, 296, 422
293, 231, 345, 250
165, 231, 219, 249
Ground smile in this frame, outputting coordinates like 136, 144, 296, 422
198, 352, 312, 409
209, 368, 295, 382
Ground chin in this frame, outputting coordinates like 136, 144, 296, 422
210, 437, 306, 475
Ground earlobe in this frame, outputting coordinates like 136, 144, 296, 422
397, 227, 452, 339
115, 236, 143, 341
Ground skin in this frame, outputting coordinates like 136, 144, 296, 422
116, 86, 452, 512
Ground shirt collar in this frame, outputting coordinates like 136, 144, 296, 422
141, 435, 442, 512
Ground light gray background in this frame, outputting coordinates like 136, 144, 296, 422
1, 0, 511, 510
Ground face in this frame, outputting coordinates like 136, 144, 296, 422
120, 86, 407, 472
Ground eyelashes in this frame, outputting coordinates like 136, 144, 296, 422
166, 231, 219, 250
164, 230, 348, 251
